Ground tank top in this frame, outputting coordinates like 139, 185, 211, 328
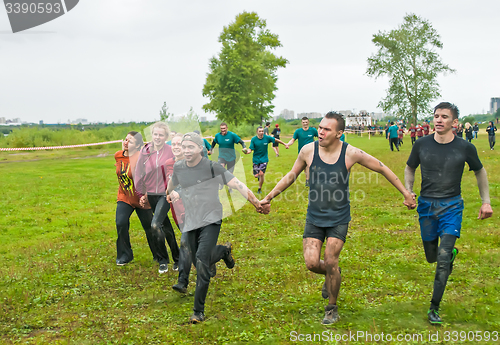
306, 141, 351, 227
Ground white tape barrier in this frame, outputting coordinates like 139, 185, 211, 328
0, 140, 122, 152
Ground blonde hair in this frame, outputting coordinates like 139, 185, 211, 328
465, 122, 471, 129
150, 122, 170, 137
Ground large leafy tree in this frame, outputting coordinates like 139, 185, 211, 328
202, 12, 288, 125
366, 14, 455, 125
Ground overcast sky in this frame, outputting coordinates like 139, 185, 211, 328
1, 0, 499, 124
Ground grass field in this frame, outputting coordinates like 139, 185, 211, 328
1, 133, 499, 344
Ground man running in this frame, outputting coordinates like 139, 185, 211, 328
167, 133, 267, 323
408, 123, 417, 145
398, 124, 404, 146
386, 121, 399, 152
287, 117, 319, 186
264, 122, 271, 136
416, 123, 424, 140
245, 126, 288, 194
261, 112, 416, 325
422, 122, 430, 136
404, 102, 493, 325
211, 123, 247, 173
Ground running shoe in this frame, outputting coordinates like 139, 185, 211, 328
189, 312, 205, 324
158, 264, 168, 274
172, 283, 187, 294
257, 188, 262, 194
116, 260, 129, 266
223, 242, 235, 269
173, 262, 179, 271
322, 305, 340, 325
427, 309, 442, 325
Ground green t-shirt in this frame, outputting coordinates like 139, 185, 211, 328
387, 125, 398, 139
293, 127, 318, 152
213, 131, 242, 162
250, 135, 275, 164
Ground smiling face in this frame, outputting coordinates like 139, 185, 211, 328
220, 125, 228, 136
318, 117, 342, 147
433, 108, 457, 135
257, 127, 264, 139
171, 135, 183, 159
302, 119, 309, 130
181, 140, 202, 163
152, 127, 167, 149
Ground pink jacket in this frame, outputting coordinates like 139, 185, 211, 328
134, 142, 174, 196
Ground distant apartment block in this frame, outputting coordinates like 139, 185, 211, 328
200, 116, 207, 122
279, 109, 295, 120
491, 98, 500, 115
0, 117, 5, 124
297, 112, 322, 119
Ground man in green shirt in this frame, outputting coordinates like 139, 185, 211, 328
386, 121, 399, 152
287, 117, 319, 186
245, 126, 288, 194
211, 123, 247, 173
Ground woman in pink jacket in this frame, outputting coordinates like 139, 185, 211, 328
135, 122, 179, 274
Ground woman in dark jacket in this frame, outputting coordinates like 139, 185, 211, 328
464, 122, 473, 142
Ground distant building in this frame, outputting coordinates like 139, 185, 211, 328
200, 116, 207, 122
75, 118, 89, 125
491, 98, 500, 115
339, 110, 352, 117
279, 109, 295, 120
297, 112, 322, 119
39, 120, 44, 125
0, 117, 5, 124
345, 113, 372, 127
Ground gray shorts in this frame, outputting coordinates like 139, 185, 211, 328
303, 222, 349, 243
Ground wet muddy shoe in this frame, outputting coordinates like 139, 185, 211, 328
428, 309, 442, 325
172, 283, 187, 294
322, 304, 340, 325
223, 242, 235, 269
173, 262, 179, 271
189, 312, 205, 324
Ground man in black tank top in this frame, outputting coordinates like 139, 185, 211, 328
405, 102, 493, 325
261, 112, 416, 325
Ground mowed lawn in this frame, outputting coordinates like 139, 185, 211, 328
0, 133, 499, 345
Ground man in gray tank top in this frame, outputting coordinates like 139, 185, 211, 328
261, 112, 416, 325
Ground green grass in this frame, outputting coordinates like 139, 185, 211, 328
1, 133, 499, 344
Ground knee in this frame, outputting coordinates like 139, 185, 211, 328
150, 222, 162, 235
116, 218, 129, 230
324, 256, 339, 271
304, 259, 321, 272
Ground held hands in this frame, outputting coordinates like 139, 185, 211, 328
285, 144, 289, 149
243, 148, 251, 154
167, 191, 180, 204
478, 204, 493, 220
139, 195, 148, 208
254, 197, 271, 214
403, 192, 417, 210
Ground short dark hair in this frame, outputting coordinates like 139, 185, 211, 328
265, 122, 270, 126
390, 121, 394, 125
127, 131, 144, 148
256, 126, 263, 132
301, 117, 309, 121
325, 111, 345, 131
220, 122, 228, 127
434, 102, 459, 120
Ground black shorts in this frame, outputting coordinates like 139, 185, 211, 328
272, 141, 279, 147
303, 222, 349, 242
218, 157, 236, 173
252, 162, 267, 175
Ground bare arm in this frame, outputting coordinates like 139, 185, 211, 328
262, 149, 308, 203
404, 165, 416, 195
226, 177, 266, 213
352, 147, 416, 209
474, 167, 493, 219
287, 138, 296, 146
274, 139, 289, 148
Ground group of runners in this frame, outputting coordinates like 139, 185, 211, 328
113, 102, 493, 325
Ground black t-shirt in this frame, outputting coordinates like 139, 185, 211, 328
271, 128, 281, 139
171, 157, 235, 231
406, 134, 483, 198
